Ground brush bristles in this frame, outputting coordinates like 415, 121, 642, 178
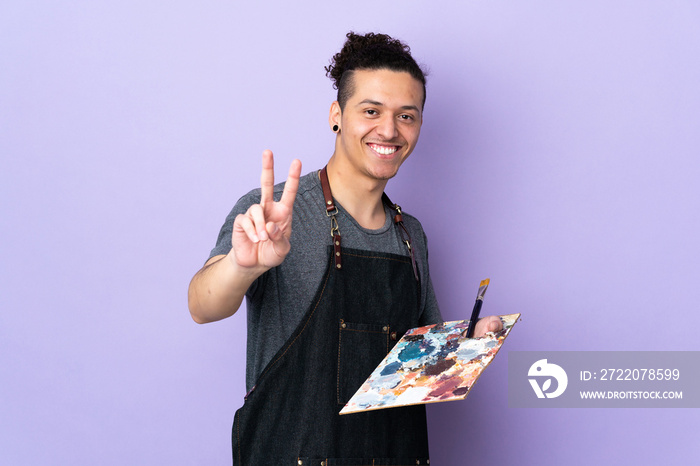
476, 278, 490, 300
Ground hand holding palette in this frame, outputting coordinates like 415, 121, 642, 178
339, 313, 520, 414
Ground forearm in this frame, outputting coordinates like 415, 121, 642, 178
187, 253, 265, 324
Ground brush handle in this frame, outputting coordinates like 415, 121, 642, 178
465, 299, 483, 338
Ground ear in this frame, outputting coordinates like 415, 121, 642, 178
328, 101, 341, 130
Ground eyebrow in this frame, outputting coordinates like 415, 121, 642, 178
356, 99, 421, 113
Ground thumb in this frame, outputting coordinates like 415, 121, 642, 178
267, 222, 291, 257
266, 222, 281, 240
487, 317, 502, 332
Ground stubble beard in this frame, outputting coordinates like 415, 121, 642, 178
363, 162, 402, 182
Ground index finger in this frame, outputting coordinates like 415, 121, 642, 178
279, 159, 302, 209
260, 150, 275, 207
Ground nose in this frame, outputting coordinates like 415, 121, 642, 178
376, 115, 398, 140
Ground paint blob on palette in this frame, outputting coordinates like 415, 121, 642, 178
340, 313, 520, 414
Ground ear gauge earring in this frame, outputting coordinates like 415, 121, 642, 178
332, 125, 339, 132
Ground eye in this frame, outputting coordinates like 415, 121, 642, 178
365, 109, 378, 116
399, 114, 415, 122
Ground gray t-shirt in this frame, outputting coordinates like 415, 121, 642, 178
210, 171, 442, 391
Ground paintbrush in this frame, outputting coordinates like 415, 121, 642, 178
463, 278, 490, 338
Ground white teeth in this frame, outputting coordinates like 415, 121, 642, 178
370, 144, 398, 155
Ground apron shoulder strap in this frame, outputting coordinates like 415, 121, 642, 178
319, 167, 343, 270
382, 193, 419, 282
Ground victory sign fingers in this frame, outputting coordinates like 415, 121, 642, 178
260, 150, 302, 213
231, 151, 302, 270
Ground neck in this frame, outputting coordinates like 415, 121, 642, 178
324, 156, 387, 229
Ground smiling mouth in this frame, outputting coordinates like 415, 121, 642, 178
367, 143, 399, 156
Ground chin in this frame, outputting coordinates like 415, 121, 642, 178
367, 166, 400, 181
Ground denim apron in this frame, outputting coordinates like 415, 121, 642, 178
231, 176, 430, 465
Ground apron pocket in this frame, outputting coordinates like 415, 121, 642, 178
337, 320, 390, 405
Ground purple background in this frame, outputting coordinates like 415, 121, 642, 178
2, 1, 699, 464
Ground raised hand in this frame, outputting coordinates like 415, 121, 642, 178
231, 150, 302, 271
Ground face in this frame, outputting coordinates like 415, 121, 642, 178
330, 69, 424, 182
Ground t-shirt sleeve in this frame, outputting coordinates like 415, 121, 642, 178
420, 275, 442, 325
418, 235, 443, 326
407, 218, 443, 326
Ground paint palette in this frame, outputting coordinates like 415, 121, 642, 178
340, 314, 520, 414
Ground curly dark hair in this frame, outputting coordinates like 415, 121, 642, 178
325, 32, 427, 110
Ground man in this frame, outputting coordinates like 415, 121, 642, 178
189, 32, 502, 465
